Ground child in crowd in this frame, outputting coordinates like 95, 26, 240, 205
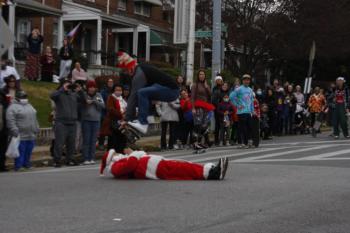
180, 89, 194, 148
156, 100, 180, 150
217, 94, 234, 146
260, 104, 271, 140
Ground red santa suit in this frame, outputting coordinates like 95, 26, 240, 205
100, 150, 216, 180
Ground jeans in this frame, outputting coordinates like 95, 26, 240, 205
82, 121, 100, 161
15, 140, 35, 170
238, 114, 253, 145
54, 121, 77, 163
137, 84, 179, 124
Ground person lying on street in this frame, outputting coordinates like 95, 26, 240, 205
100, 148, 229, 180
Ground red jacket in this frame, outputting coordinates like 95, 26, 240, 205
254, 98, 261, 118
180, 98, 192, 112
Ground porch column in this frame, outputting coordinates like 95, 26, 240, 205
132, 26, 138, 56
8, 3, 16, 62
146, 29, 150, 62
57, 17, 64, 49
96, 18, 102, 65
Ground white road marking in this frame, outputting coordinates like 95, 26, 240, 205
113, 218, 122, 221
240, 149, 350, 163
190, 147, 292, 163
234, 145, 337, 163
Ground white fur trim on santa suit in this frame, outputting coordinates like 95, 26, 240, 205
129, 151, 147, 159
145, 155, 163, 179
203, 163, 215, 179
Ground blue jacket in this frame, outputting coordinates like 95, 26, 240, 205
229, 86, 254, 115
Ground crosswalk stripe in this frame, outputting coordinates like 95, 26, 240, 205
234, 144, 337, 163
296, 148, 350, 161
189, 147, 292, 163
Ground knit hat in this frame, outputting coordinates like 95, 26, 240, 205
337, 77, 346, 82
100, 149, 116, 175
86, 80, 97, 89
215, 76, 223, 82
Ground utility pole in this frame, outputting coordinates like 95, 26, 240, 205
212, 0, 222, 85
186, 0, 196, 83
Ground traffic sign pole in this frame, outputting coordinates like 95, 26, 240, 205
212, 0, 222, 84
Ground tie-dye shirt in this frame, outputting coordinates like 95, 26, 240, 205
229, 86, 254, 115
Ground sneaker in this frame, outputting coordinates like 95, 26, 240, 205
174, 144, 179, 150
334, 135, 339, 139
127, 120, 148, 134
82, 161, 91, 165
53, 162, 61, 168
208, 159, 221, 180
346, 135, 350, 139
89, 160, 96, 165
220, 158, 229, 180
66, 160, 78, 166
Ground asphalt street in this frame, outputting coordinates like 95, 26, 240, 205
1, 133, 350, 233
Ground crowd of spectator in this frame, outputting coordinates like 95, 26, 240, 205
1, 27, 350, 171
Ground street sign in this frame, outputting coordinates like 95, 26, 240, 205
0, 16, 14, 56
173, 0, 190, 44
195, 30, 212, 38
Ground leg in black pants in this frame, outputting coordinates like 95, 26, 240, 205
214, 112, 220, 145
161, 122, 168, 150
108, 129, 127, 154
168, 122, 176, 149
238, 114, 253, 145
0, 130, 8, 171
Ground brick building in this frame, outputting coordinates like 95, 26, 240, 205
2, 0, 179, 70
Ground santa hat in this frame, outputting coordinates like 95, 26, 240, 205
86, 80, 97, 89
100, 149, 115, 175
116, 51, 137, 70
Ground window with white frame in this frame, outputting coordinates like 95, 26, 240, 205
118, 0, 127, 10
134, 2, 151, 17
17, 19, 31, 48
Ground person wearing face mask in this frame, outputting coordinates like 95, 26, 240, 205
101, 84, 127, 153
6, 91, 39, 171
255, 88, 264, 104
217, 94, 234, 146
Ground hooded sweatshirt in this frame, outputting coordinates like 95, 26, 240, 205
6, 99, 39, 140
229, 85, 254, 115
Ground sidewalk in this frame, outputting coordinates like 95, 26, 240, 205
6, 136, 161, 168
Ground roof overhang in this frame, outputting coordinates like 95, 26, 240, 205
14, 0, 63, 17
134, 0, 162, 6
62, 0, 137, 27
